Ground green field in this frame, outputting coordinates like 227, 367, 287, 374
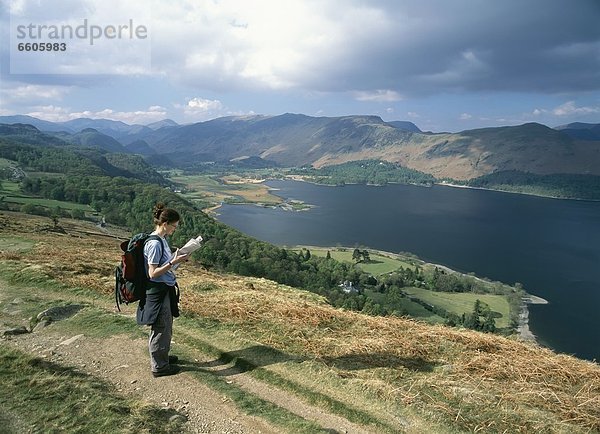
0, 180, 20, 194
169, 173, 281, 208
3, 194, 94, 212
1, 181, 94, 213
0, 158, 14, 168
364, 288, 446, 324
297, 247, 417, 275
403, 287, 511, 328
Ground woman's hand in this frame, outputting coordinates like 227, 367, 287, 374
171, 249, 189, 265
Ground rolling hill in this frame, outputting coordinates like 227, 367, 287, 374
1, 212, 598, 433
555, 122, 600, 141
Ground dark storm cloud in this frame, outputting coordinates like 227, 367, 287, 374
301, 0, 600, 95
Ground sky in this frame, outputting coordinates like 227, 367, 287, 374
0, 0, 599, 132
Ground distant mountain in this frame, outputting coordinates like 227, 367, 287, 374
146, 119, 179, 130
125, 139, 156, 155
140, 113, 413, 168
60, 118, 154, 142
555, 122, 600, 130
3, 114, 600, 180
138, 115, 600, 179
387, 120, 422, 133
0, 115, 154, 141
53, 128, 127, 153
0, 116, 75, 133
555, 122, 600, 141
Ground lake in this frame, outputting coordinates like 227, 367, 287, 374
216, 180, 600, 362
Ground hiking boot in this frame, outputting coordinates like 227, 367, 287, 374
152, 365, 180, 378
168, 355, 179, 364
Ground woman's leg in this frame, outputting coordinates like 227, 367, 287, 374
148, 291, 172, 372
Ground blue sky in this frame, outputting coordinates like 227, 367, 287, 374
1, 0, 599, 132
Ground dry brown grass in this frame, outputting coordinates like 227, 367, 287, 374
178, 276, 599, 432
2, 210, 599, 433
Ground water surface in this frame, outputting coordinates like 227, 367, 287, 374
217, 180, 600, 361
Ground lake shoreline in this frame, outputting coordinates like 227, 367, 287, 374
436, 181, 600, 202
214, 178, 599, 360
284, 176, 597, 202
518, 295, 549, 343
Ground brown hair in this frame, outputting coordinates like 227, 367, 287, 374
153, 203, 180, 226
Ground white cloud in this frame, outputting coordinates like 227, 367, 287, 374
0, 83, 71, 106
354, 90, 403, 102
386, 107, 394, 114
187, 97, 224, 111
147, 0, 396, 92
459, 113, 473, 120
172, 97, 235, 121
552, 101, 600, 116
407, 111, 420, 118
25, 105, 167, 124
12, 84, 68, 100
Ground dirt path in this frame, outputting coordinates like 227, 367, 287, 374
4, 329, 276, 434
3, 320, 379, 433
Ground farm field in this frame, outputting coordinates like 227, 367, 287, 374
403, 287, 511, 329
296, 246, 417, 276
169, 173, 282, 208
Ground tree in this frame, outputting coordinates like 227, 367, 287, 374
482, 311, 496, 333
71, 208, 85, 219
352, 248, 361, 262
362, 250, 370, 262
326, 251, 331, 260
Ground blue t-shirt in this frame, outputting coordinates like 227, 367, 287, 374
144, 234, 177, 286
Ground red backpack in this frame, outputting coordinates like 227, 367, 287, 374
114, 233, 162, 311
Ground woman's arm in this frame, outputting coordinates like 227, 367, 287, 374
147, 249, 188, 279
147, 262, 172, 279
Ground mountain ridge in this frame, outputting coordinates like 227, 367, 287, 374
2, 114, 600, 180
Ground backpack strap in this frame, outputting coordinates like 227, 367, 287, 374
115, 266, 122, 312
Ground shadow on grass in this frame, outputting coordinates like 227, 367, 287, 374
179, 344, 304, 376
318, 352, 438, 372
359, 259, 384, 265
177, 344, 435, 375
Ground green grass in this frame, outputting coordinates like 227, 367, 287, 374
58, 307, 145, 338
0, 180, 21, 196
2, 194, 94, 211
0, 345, 185, 434
0, 158, 14, 168
175, 316, 412, 433
0, 235, 37, 253
176, 324, 400, 433
364, 288, 446, 323
177, 347, 330, 433
403, 287, 511, 328
1, 179, 93, 212
298, 247, 417, 275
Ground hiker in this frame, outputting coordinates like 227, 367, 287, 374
137, 203, 188, 377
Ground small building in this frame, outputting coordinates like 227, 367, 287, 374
339, 280, 359, 294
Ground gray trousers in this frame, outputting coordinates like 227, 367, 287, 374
149, 291, 172, 372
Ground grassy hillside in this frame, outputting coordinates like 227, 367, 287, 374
314, 123, 600, 181
1, 212, 598, 433
296, 247, 417, 276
